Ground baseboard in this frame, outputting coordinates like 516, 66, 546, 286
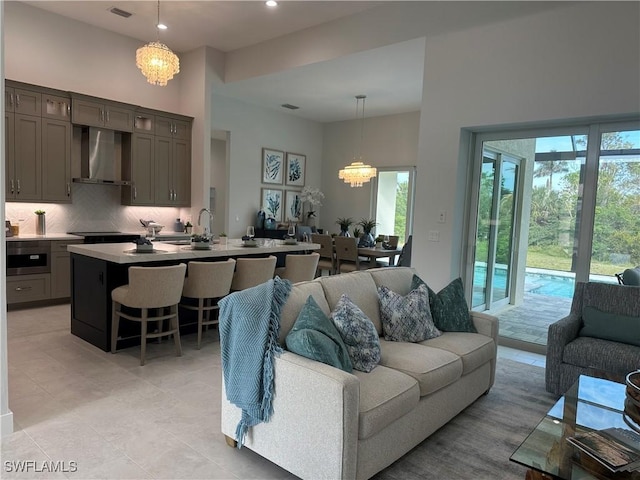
498, 336, 547, 356
0, 410, 14, 438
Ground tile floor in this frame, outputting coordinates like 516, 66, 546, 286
2, 303, 545, 479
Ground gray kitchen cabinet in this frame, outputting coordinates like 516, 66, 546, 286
121, 133, 155, 205
155, 115, 190, 140
51, 240, 83, 299
42, 94, 71, 120
42, 118, 72, 202
5, 87, 41, 116
72, 98, 134, 132
6, 274, 51, 304
6, 113, 42, 201
154, 134, 191, 206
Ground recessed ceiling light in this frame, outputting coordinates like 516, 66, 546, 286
157, 23, 168, 30
266, 1, 278, 7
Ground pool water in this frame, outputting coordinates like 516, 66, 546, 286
473, 265, 577, 301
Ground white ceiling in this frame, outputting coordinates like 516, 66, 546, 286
18, 1, 564, 123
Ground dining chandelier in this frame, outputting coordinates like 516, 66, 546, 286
136, 0, 180, 86
339, 95, 376, 187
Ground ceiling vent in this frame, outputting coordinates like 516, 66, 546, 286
281, 103, 300, 110
109, 7, 133, 18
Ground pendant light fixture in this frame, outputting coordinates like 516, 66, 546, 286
136, 0, 180, 86
339, 95, 377, 187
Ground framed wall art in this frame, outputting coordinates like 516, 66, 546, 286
261, 188, 283, 222
262, 148, 284, 184
285, 152, 306, 187
284, 190, 303, 223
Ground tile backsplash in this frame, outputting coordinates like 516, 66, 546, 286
5, 184, 190, 235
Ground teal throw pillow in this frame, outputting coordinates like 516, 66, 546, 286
285, 296, 353, 372
330, 294, 380, 373
579, 306, 640, 347
412, 275, 476, 333
378, 284, 441, 342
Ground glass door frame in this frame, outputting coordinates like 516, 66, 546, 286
464, 119, 640, 311
370, 166, 417, 243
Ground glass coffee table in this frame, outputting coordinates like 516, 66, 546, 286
510, 375, 640, 479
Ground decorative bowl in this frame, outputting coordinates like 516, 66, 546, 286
136, 243, 154, 253
191, 241, 211, 250
624, 370, 640, 428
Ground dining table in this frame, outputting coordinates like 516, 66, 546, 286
357, 246, 401, 268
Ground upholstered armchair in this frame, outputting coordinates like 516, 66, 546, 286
545, 281, 640, 395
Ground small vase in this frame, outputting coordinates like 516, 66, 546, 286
358, 233, 375, 248
339, 229, 350, 237
36, 215, 46, 236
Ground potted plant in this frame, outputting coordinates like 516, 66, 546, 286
133, 237, 154, 253
184, 221, 193, 234
352, 227, 362, 239
191, 234, 211, 250
357, 218, 378, 247
301, 186, 325, 227
34, 209, 46, 235
219, 232, 227, 245
336, 217, 354, 237
375, 235, 384, 249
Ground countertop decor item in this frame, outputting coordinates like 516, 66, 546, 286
133, 238, 154, 253
357, 218, 377, 247
136, 0, 180, 86
35, 210, 46, 236
191, 234, 211, 250
336, 217, 353, 237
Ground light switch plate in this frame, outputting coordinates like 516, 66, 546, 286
438, 211, 447, 223
428, 230, 440, 242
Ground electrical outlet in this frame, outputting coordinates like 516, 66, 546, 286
428, 230, 440, 242
438, 211, 447, 224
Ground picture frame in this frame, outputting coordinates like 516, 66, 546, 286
284, 190, 303, 223
261, 188, 283, 222
262, 148, 284, 184
285, 152, 306, 187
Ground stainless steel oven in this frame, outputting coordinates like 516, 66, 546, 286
6, 241, 51, 276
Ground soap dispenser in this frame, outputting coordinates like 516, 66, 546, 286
174, 218, 184, 233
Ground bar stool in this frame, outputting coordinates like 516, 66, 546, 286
274, 253, 320, 283
230, 256, 277, 291
180, 259, 236, 349
312, 233, 335, 276
111, 263, 187, 366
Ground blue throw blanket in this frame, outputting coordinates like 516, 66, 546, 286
219, 276, 292, 447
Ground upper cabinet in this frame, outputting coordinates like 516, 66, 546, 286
5, 87, 42, 116
72, 97, 134, 132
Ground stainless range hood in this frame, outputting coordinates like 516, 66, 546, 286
73, 127, 131, 186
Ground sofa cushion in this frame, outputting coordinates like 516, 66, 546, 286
378, 340, 462, 396
369, 266, 416, 296
353, 365, 420, 440
563, 336, 640, 375
331, 294, 381, 373
378, 284, 441, 342
412, 275, 477, 333
579, 306, 640, 347
320, 271, 382, 334
422, 332, 495, 375
278, 281, 330, 345
285, 296, 353, 372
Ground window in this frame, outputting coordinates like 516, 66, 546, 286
372, 167, 416, 245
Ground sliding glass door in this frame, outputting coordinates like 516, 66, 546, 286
372, 167, 416, 245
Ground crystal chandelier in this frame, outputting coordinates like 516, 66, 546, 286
136, 1, 180, 86
339, 95, 377, 187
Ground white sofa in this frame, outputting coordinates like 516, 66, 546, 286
221, 267, 498, 479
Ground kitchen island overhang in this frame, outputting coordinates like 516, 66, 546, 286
69, 240, 320, 351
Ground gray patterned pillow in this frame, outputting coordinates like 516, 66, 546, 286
330, 294, 380, 373
412, 275, 476, 332
378, 284, 441, 342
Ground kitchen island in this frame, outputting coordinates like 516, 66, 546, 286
69, 239, 319, 351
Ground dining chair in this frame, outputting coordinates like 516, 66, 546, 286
334, 236, 368, 273
230, 255, 277, 291
312, 233, 335, 276
111, 263, 187, 366
180, 259, 236, 349
274, 253, 320, 283
374, 235, 401, 267
396, 235, 413, 267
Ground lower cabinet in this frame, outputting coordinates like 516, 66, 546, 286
51, 239, 83, 299
6, 274, 50, 304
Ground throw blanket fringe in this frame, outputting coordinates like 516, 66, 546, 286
219, 276, 292, 448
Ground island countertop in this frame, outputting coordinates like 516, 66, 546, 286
67, 239, 320, 264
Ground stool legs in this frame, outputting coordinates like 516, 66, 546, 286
140, 309, 148, 366
197, 298, 205, 350
172, 306, 182, 357
111, 301, 120, 354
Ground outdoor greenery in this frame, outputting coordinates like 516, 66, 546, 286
394, 181, 408, 237
478, 132, 639, 277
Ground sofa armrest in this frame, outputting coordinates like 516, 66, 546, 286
545, 313, 582, 394
221, 350, 360, 480
470, 311, 499, 343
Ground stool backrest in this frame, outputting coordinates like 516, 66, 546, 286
280, 253, 320, 283
125, 263, 187, 308
231, 255, 277, 291
183, 259, 236, 298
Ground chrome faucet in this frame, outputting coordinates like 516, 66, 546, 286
198, 208, 214, 236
